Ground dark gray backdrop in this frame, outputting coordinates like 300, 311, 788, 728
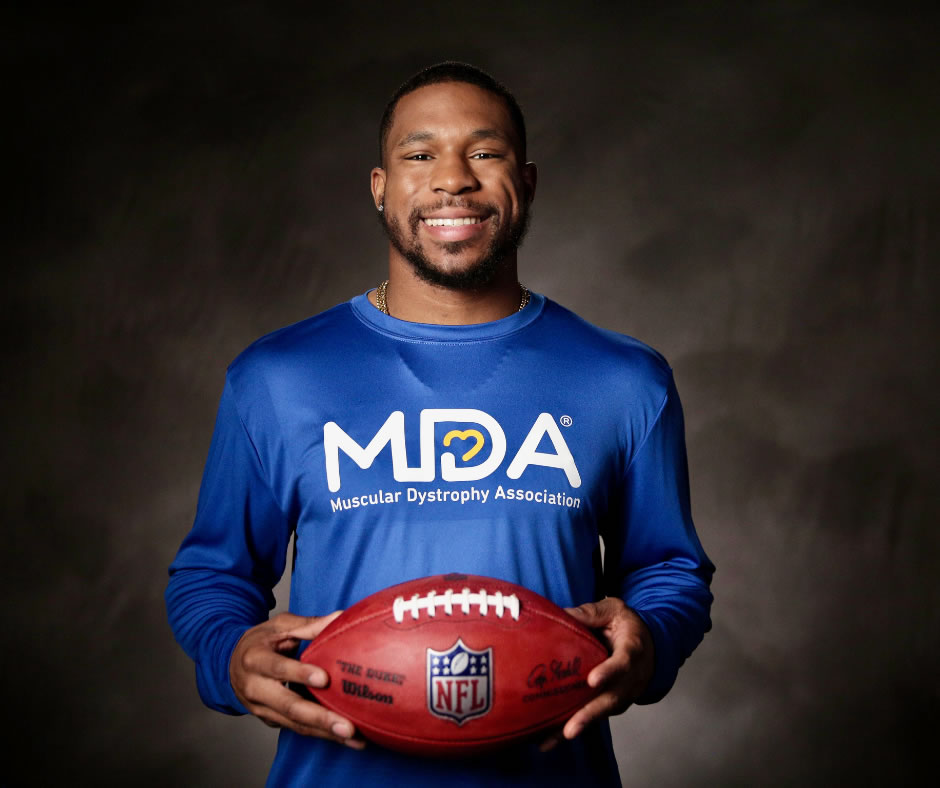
4, 2, 938, 785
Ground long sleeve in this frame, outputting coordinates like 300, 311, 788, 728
603, 372, 714, 704
166, 377, 293, 714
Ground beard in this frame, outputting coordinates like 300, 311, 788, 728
380, 199, 531, 290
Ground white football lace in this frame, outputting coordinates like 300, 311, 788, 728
392, 587, 521, 624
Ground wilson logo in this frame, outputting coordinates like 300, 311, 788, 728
323, 409, 580, 493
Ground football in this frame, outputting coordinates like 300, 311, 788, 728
299, 573, 608, 756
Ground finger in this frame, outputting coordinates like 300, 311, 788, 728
276, 686, 361, 743
255, 699, 365, 749
242, 645, 331, 690
586, 652, 631, 690
564, 601, 607, 626
255, 680, 357, 736
269, 612, 318, 632
539, 729, 563, 753
562, 691, 625, 740
285, 609, 344, 640
270, 634, 303, 655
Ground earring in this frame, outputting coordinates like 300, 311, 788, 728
378, 204, 384, 212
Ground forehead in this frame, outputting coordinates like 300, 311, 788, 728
387, 82, 518, 152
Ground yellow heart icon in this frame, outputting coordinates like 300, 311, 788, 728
442, 429, 485, 462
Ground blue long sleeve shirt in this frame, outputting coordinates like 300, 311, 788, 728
167, 292, 714, 787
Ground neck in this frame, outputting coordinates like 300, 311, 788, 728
371, 255, 524, 325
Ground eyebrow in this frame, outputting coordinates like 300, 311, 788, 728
396, 131, 435, 148
468, 128, 511, 145
395, 128, 511, 149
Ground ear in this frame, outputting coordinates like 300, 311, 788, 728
370, 167, 386, 211
522, 161, 538, 204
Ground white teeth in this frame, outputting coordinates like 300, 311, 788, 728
423, 217, 481, 226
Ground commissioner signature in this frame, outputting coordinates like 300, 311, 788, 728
526, 657, 583, 690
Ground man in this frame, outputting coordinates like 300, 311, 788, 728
167, 62, 714, 787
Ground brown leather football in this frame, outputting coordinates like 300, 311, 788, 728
300, 573, 607, 756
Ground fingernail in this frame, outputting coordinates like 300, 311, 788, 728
308, 670, 327, 688
566, 723, 583, 740
332, 721, 353, 739
539, 736, 560, 753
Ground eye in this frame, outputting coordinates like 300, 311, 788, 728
404, 153, 432, 161
470, 152, 502, 160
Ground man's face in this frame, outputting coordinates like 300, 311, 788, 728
372, 81, 536, 290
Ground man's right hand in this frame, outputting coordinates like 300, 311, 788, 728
230, 611, 365, 749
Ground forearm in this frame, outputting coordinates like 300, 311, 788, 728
620, 562, 713, 703
608, 372, 714, 702
166, 568, 272, 714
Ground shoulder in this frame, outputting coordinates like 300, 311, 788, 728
234, 301, 355, 364
537, 298, 674, 395
224, 300, 360, 403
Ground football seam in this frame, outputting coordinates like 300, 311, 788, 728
305, 605, 607, 657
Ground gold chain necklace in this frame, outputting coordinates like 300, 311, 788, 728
375, 280, 529, 316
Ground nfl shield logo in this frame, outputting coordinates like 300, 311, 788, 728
427, 638, 492, 725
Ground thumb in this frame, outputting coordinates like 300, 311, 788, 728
565, 600, 610, 627
285, 609, 344, 640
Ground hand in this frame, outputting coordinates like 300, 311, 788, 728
540, 598, 654, 751
230, 611, 365, 749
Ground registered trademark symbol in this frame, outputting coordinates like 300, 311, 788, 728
560, 415, 573, 427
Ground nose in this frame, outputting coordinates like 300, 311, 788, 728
429, 153, 479, 195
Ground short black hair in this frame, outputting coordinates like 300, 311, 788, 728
378, 61, 527, 165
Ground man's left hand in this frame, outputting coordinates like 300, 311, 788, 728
541, 597, 655, 750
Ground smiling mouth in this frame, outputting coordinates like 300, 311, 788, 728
422, 217, 484, 227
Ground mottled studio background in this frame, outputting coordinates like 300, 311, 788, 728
4, 2, 938, 785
